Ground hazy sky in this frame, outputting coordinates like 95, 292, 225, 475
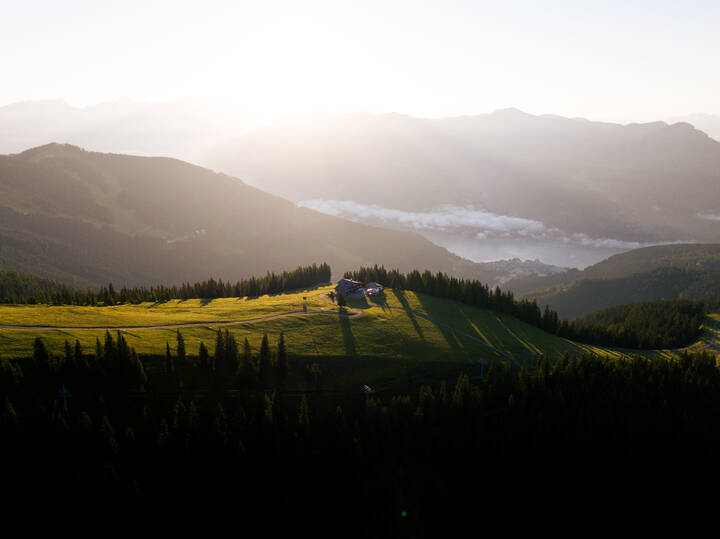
2, 0, 719, 122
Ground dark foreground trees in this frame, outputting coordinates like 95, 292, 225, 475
3, 336, 720, 528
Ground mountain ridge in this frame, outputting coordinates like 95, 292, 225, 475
0, 143, 509, 288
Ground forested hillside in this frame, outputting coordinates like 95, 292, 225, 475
570, 299, 707, 349
0, 270, 69, 303
0, 144, 491, 286
3, 336, 718, 525
512, 244, 720, 318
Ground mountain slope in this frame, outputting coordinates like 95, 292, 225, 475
203, 110, 720, 245
514, 244, 720, 318
0, 144, 492, 287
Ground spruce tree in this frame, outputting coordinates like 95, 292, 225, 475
198, 342, 209, 371
103, 331, 116, 363
213, 330, 225, 379
276, 332, 288, 379
165, 341, 174, 375
259, 333, 271, 382
74, 339, 83, 363
176, 330, 186, 365
33, 337, 49, 371
224, 329, 239, 379
298, 394, 310, 426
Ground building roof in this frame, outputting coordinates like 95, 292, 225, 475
335, 278, 364, 292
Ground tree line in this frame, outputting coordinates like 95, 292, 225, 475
2, 335, 720, 527
345, 265, 711, 349
0, 263, 331, 305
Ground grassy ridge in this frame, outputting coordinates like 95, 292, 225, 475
0, 286, 713, 363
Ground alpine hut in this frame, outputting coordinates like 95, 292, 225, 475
335, 278, 364, 297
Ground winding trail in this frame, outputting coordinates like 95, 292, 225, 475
0, 308, 365, 331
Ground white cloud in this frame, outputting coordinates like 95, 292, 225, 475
698, 212, 720, 222
298, 199, 691, 252
297, 199, 546, 235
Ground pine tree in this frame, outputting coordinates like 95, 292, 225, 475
213, 330, 225, 377
176, 330, 186, 365
104, 331, 116, 363
198, 342, 210, 371
224, 329, 239, 379
33, 337, 49, 371
165, 341, 174, 375
276, 332, 288, 379
298, 394, 310, 426
74, 339, 83, 363
259, 333, 271, 382
100, 415, 118, 456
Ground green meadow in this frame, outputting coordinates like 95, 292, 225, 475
0, 286, 715, 365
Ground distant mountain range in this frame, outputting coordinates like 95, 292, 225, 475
0, 143, 541, 287
202, 110, 720, 263
511, 244, 720, 318
0, 99, 246, 160
2, 101, 719, 274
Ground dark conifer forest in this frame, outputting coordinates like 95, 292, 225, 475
3, 335, 720, 529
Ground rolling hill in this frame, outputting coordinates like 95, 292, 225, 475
0, 143, 497, 287
0, 286, 641, 365
513, 244, 720, 318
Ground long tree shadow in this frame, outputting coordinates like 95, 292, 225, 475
369, 294, 389, 312
392, 290, 424, 340
347, 295, 370, 309
412, 292, 468, 359
339, 314, 357, 357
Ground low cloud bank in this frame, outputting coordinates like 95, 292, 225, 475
298, 200, 545, 235
298, 199, 680, 251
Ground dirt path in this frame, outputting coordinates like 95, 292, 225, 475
0, 308, 365, 331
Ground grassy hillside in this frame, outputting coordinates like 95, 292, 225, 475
513, 244, 720, 318
0, 143, 490, 287
0, 287, 636, 366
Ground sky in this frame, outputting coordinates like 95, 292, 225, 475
2, 0, 719, 123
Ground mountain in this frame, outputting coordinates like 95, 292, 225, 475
513, 244, 720, 318
202, 110, 720, 261
670, 113, 720, 141
0, 99, 245, 160
0, 143, 499, 287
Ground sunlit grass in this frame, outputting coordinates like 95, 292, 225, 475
0, 286, 716, 363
